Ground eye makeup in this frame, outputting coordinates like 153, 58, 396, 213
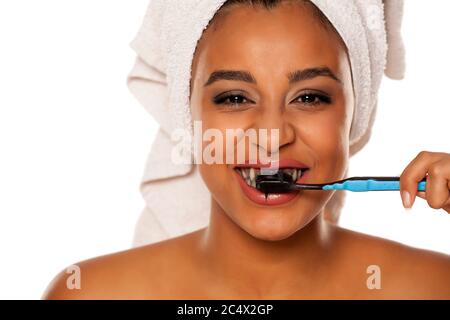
293, 90, 332, 106
212, 89, 332, 109
212, 91, 251, 106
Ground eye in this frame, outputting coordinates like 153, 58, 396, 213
212, 92, 252, 108
294, 91, 332, 107
212, 91, 332, 109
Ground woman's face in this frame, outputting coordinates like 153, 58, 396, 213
190, 2, 354, 241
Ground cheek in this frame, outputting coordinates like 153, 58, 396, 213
198, 163, 223, 194
307, 112, 348, 151
296, 107, 350, 180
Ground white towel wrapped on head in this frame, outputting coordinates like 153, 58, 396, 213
127, 0, 406, 247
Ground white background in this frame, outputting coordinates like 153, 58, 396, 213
0, 0, 449, 299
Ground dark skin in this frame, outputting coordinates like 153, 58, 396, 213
43, 2, 450, 299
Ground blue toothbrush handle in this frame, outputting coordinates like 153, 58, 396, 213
322, 176, 427, 192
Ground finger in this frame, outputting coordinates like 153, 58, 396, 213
425, 160, 450, 209
416, 191, 426, 199
399, 151, 443, 208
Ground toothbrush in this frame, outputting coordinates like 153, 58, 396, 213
255, 173, 427, 194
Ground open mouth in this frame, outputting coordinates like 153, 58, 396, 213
234, 167, 309, 189
232, 160, 311, 206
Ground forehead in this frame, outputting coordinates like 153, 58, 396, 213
192, 2, 348, 84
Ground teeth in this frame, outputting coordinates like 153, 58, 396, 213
284, 168, 295, 177
237, 167, 307, 189
249, 168, 255, 181
280, 168, 303, 182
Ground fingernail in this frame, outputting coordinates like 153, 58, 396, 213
402, 190, 411, 209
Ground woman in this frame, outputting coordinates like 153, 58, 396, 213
43, 0, 450, 299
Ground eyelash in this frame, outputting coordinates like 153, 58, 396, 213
213, 91, 332, 108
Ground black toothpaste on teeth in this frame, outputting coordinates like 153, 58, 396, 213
256, 171, 295, 194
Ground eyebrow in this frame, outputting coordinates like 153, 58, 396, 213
203, 66, 342, 87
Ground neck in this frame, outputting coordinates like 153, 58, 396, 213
198, 198, 336, 297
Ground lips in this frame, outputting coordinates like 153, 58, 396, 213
234, 159, 309, 169
232, 159, 310, 206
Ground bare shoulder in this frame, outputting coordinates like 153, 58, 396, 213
335, 226, 450, 299
42, 230, 203, 300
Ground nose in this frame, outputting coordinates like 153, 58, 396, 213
253, 106, 296, 157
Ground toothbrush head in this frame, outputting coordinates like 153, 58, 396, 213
255, 171, 294, 194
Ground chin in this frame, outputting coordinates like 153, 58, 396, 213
237, 207, 319, 242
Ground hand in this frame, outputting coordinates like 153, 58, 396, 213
399, 151, 450, 214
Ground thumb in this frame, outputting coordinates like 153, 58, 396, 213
416, 191, 426, 199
